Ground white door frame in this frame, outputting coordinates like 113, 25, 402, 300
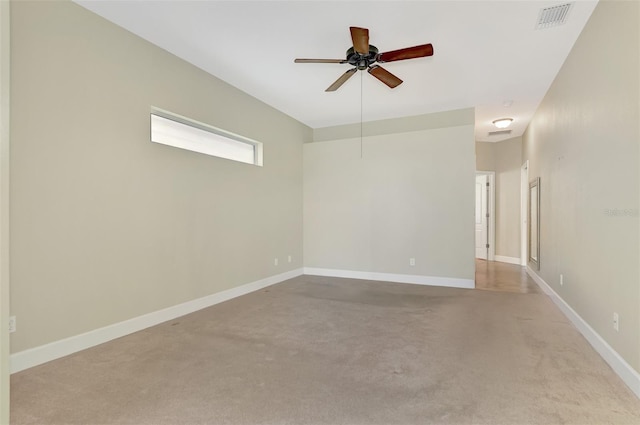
475, 171, 495, 262
520, 161, 529, 266
0, 1, 10, 422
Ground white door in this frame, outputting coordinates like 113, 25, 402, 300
520, 161, 529, 265
475, 174, 488, 259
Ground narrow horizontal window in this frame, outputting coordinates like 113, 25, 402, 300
150, 112, 262, 166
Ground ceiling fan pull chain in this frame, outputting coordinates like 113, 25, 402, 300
360, 70, 363, 159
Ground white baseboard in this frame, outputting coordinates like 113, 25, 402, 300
527, 267, 640, 399
10, 268, 303, 374
303, 267, 475, 289
494, 255, 521, 265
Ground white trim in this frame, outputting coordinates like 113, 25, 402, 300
494, 255, 521, 265
304, 268, 475, 289
527, 267, 640, 399
10, 269, 303, 374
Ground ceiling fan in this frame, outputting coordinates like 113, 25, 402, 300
294, 27, 434, 92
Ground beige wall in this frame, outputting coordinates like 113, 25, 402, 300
475, 142, 495, 172
494, 138, 522, 259
305, 110, 476, 281
10, 1, 310, 353
523, 0, 639, 371
314, 108, 477, 142
0, 1, 10, 422
476, 138, 523, 259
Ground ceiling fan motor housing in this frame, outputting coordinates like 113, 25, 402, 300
346, 45, 379, 70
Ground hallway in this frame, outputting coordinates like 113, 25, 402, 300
475, 259, 541, 294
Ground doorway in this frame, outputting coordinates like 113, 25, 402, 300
475, 171, 495, 261
520, 161, 529, 266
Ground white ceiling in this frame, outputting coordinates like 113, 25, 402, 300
75, 0, 598, 142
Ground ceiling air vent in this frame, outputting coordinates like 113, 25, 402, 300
488, 130, 512, 136
536, 3, 573, 29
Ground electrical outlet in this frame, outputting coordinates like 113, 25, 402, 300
8, 316, 16, 333
613, 313, 619, 331
409, 258, 416, 266
274, 258, 279, 266
287, 255, 292, 263
560, 274, 564, 286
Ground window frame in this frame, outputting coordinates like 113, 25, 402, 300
150, 108, 263, 166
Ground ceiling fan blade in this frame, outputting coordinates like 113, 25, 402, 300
350, 27, 370, 55
377, 44, 434, 63
368, 65, 403, 88
326, 68, 357, 92
294, 58, 346, 64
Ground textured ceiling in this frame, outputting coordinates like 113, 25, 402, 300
76, 0, 598, 142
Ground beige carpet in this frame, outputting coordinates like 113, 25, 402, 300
11, 275, 640, 424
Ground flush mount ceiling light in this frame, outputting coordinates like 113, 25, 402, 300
493, 118, 513, 129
